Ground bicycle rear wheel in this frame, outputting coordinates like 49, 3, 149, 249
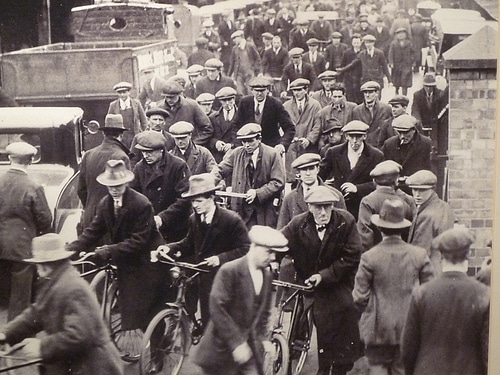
264, 332, 289, 375
140, 308, 189, 375
288, 310, 313, 375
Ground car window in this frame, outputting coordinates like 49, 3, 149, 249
0, 134, 41, 164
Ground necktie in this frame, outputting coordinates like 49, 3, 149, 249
255, 104, 260, 116
298, 102, 303, 114
248, 159, 255, 183
114, 199, 121, 217
295, 65, 301, 75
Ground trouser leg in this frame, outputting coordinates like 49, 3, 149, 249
8, 261, 35, 321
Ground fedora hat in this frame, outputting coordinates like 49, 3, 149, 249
25, 233, 75, 263
181, 173, 220, 198
101, 114, 126, 131
371, 199, 411, 229
96, 160, 134, 186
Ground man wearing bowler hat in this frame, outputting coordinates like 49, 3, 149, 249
193, 225, 287, 375
78, 114, 131, 232
214, 123, 285, 228
157, 173, 249, 328
68, 160, 166, 339
319, 120, 384, 220
353, 199, 433, 375
281, 186, 363, 375
209, 86, 238, 163
129, 130, 192, 243
0, 142, 52, 321
402, 228, 489, 375
107, 81, 148, 148
0, 233, 124, 375
406, 170, 454, 275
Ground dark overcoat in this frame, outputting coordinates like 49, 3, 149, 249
356, 48, 391, 88
107, 98, 148, 147
388, 39, 416, 88
351, 100, 393, 147
261, 47, 290, 78
3, 262, 123, 375
67, 187, 165, 330
170, 142, 217, 176
281, 209, 363, 367
281, 61, 318, 93
193, 256, 273, 374
339, 48, 363, 104
382, 131, 432, 176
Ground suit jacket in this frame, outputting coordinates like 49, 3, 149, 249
227, 43, 261, 77
193, 255, 273, 374
107, 98, 148, 137
319, 141, 384, 219
289, 28, 317, 51
402, 272, 489, 375
235, 95, 295, 149
302, 52, 327, 76
311, 89, 333, 108
188, 49, 216, 67
0, 169, 52, 261
170, 142, 217, 176
351, 100, 393, 147
317, 99, 357, 131
261, 47, 290, 78
356, 48, 391, 87
373, 26, 392, 56
310, 20, 333, 41
194, 75, 237, 110
411, 87, 447, 128
324, 42, 349, 70
382, 132, 432, 176
281, 61, 318, 93
339, 47, 363, 104
209, 107, 238, 162
138, 76, 167, 109
218, 20, 237, 67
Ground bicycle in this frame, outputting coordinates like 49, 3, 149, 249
265, 279, 314, 375
74, 252, 141, 363
0, 343, 42, 374
139, 250, 208, 375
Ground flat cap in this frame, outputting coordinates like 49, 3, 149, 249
248, 76, 271, 88
204, 58, 223, 69
370, 160, 402, 177
215, 86, 237, 99
262, 32, 274, 40
266, 8, 277, 14
248, 225, 288, 252
392, 114, 417, 131
360, 81, 381, 91
236, 123, 262, 139
289, 47, 304, 57
196, 92, 216, 104
291, 153, 321, 169
169, 75, 187, 88
161, 81, 184, 95
304, 186, 340, 204
422, 73, 437, 86
306, 38, 319, 46
169, 121, 194, 137
195, 37, 209, 46
231, 30, 244, 39
362, 34, 377, 42
406, 170, 437, 189
431, 228, 474, 259
351, 32, 362, 39
318, 70, 338, 80
186, 64, 205, 75
358, 13, 369, 20
289, 78, 310, 89
342, 120, 369, 134
146, 107, 169, 118
322, 118, 343, 133
113, 81, 133, 91
6, 142, 37, 157
135, 131, 167, 151
141, 66, 155, 73
388, 94, 409, 106
331, 31, 342, 38
396, 27, 407, 34
202, 19, 214, 27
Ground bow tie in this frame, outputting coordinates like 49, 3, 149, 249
317, 225, 326, 232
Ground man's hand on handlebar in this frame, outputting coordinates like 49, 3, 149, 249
305, 274, 322, 287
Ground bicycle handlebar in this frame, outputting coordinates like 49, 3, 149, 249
70, 252, 96, 267
272, 279, 314, 292
150, 249, 209, 273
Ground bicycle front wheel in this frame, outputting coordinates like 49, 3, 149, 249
288, 311, 313, 375
264, 332, 289, 375
140, 308, 189, 375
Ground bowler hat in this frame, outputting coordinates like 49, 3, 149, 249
388, 95, 409, 106
135, 131, 167, 151
96, 160, 134, 187
204, 58, 223, 69
169, 121, 194, 137
322, 118, 343, 134
289, 78, 310, 90
432, 228, 474, 260
304, 186, 340, 204
406, 170, 437, 189
318, 70, 338, 80
370, 160, 402, 177
101, 114, 126, 131
248, 225, 288, 252
24, 233, 75, 263
422, 73, 437, 86
161, 81, 184, 95
196, 93, 216, 104
371, 199, 411, 229
289, 47, 304, 57
236, 123, 262, 139
186, 64, 205, 76
181, 173, 220, 198
360, 81, 381, 91
6, 142, 37, 157
146, 107, 169, 118
392, 114, 417, 131
342, 120, 369, 134
291, 153, 321, 169
215, 86, 237, 99
113, 81, 133, 92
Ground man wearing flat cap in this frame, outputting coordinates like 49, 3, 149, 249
381, 114, 432, 182
377, 94, 414, 147
264, 8, 279, 35
261, 35, 290, 81
353, 199, 433, 375
357, 160, 416, 251
324, 32, 349, 72
227, 30, 261, 96
406, 170, 454, 275
351, 80, 392, 147
156, 173, 249, 329
311, 14, 333, 44
194, 58, 237, 111
184, 64, 205, 99
281, 186, 363, 375
209, 86, 238, 163
188, 37, 216, 67
303, 38, 327, 76
200, 19, 221, 54
196, 93, 217, 116
138, 67, 167, 111
388, 27, 416, 96
338, 33, 363, 104
129, 130, 192, 242
289, 18, 316, 52
235, 76, 295, 155
261, 32, 274, 56
0, 142, 52, 321
155, 80, 214, 148
78, 114, 131, 232
319, 120, 384, 220
214, 123, 285, 228
281, 47, 318, 97
217, 11, 238, 75
107, 81, 148, 149
373, 16, 391, 57
402, 228, 489, 375
193, 225, 287, 374
311, 70, 339, 108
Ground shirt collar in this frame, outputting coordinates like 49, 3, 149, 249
201, 202, 217, 224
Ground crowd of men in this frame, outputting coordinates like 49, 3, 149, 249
0, 2, 491, 375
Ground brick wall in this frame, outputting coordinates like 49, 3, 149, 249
447, 68, 496, 274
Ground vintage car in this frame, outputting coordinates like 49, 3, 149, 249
0, 107, 90, 243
